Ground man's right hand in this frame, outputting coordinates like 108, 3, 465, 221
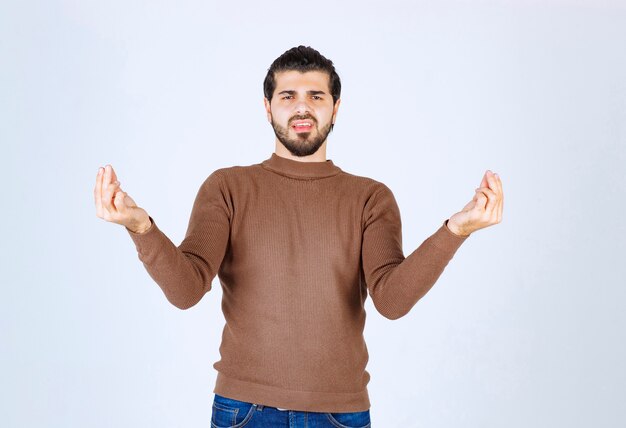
94, 164, 152, 234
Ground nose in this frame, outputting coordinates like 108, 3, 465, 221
294, 98, 311, 115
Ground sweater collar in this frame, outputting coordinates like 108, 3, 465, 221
261, 152, 342, 179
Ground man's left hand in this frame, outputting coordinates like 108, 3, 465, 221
446, 170, 504, 237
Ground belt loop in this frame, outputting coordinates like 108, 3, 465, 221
256, 404, 264, 411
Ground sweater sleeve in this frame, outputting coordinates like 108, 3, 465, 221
125, 171, 231, 309
361, 183, 469, 320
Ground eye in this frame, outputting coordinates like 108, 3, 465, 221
282, 95, 293, 100
312, 96, 322, 100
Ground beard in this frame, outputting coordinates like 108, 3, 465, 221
270, 115, 333, 157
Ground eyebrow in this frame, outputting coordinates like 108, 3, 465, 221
277, 90, 327, 96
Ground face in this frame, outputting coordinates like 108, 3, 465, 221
264, 70, 340, 157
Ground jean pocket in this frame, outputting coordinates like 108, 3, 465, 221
324, 409, 371, 428
211, 394, 257, 428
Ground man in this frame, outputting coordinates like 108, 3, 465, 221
94, 45, 503, 427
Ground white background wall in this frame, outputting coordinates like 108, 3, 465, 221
2, 0, 625, 427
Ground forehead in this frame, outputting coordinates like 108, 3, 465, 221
273, 70, 331, 93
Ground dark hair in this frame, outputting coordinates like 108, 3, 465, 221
263, 45, 341, 106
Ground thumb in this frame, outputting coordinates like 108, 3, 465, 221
462, 198, 475, 211
113, 188, 127, 213
123, 193, 137, 208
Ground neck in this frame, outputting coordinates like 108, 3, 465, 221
261, 151, 341, 180
274, 141, 328, 163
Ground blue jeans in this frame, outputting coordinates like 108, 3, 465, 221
211, 393, 371, 428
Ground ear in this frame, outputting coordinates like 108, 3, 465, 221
332, 98, 341, 124
264, 97, 272, 123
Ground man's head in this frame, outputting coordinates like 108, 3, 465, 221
263, 46, 342, 157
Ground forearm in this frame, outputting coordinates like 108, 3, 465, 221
126, 217, 213, 309
369, 221, 468, 320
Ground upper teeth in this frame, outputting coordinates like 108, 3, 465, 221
295, 123, 311, 127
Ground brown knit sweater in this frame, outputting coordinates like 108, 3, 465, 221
126, 152, 469, 412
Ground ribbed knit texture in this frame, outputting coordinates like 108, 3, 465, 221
126, 152, 469, 412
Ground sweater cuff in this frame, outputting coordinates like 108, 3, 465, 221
428, 219, 470, 252
125, 216, 160, 248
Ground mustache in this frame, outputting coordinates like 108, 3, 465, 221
290, 116, 316, 123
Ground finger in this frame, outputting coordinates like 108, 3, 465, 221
486, 171, 499, 192
474, 189, 488, 210
491, 172, 503, 201
490, 173, 503, 222
500, 186, 504, 221
103, 164, 111, 191
479, 171, 489, 189
110, 165, 118, 184
94, 166, 104, 217
498, 174, 504, 209
103, 180, 119, 213
476, 186, 497, 213
486, 172, 502, 217
102, 180, 121, 214
113, 187, 127, 213
494, 174, 503, 222
103, 164, 119, 191
494, 172, 502, 193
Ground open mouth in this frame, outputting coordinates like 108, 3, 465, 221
291, 120, 314, 132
